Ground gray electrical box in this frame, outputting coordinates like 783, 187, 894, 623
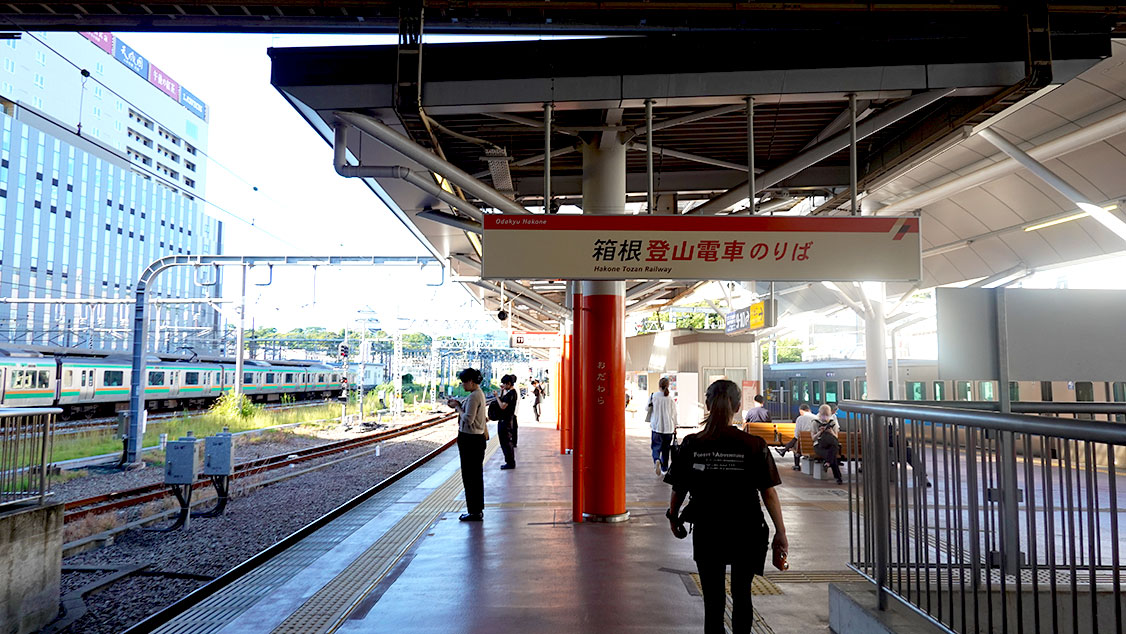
204, 432, 235, 476
165, 434, 199, 485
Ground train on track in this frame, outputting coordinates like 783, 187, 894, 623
0, 344, 343, 418
764, 359, 1126, 421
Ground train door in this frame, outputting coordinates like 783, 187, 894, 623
79, 369, 95, 401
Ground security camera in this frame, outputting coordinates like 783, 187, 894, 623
497, 309, 509, 322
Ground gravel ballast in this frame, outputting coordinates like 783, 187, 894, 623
51, 420, 456, 634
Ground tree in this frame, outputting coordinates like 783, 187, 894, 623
763, 337, 805, 364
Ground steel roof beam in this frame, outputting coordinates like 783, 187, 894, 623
626, 142, 760, 174
875, 108, 1126, 215
687, 89, 953, 214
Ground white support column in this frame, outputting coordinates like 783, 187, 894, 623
863, 282, 889, 401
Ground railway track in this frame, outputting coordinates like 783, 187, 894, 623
63, 412, 457, 524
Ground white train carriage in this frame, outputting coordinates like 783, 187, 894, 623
0, 349, 59, 408
56, 356, 132, 414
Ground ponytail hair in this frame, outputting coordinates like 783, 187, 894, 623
659, 376, 670, 397
698, 379, 741, 439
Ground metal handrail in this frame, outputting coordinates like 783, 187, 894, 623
840, 399, 1125, 634
841, 400, 1126, 444
0, 407, 60, 508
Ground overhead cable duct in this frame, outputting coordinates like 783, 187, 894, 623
335, 111, 531, 216
687, 89, 954, 215
332, 124, 484, 223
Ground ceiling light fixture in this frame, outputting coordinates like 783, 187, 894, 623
1023, 204, 1119, 233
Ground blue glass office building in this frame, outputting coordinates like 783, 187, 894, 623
0, 32, 222, 352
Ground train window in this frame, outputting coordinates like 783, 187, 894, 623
318, 373, 325, 383
148, 371, 165, 386
933, 382, 945, 400
859, 380, 867, 400
800, 381, 810, 403
1040, 382, 1052, 401
243, 372, 254, 385
979, 381, 997, 402
825, 381, 839, 404
812, 381, 821, 404
285, 373, 294, 383
38, 371, 51, 389
184, 372, 200, 385
1009, 382, 1020, 403
906, 382, 926, 401
63, 370, 74, 387
265, 373, 276, 384
1113, 382, 1125, 423
104, 371, 124, 387
955, 381, 972, 401
842, 381, 851, 400
80, 371, 87, 387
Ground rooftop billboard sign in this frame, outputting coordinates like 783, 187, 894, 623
81, 32, 208, 122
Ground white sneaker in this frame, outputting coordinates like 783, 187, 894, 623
655, 459, 663, 476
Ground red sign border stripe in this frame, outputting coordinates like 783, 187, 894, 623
484, 215, 920, 233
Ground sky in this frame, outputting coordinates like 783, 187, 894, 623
115, 33, 526, 335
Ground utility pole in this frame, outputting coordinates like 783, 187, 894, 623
359, 319, 368, 422
234, 265, 247, 401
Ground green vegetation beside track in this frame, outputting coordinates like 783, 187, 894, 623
51, 396, 345, 463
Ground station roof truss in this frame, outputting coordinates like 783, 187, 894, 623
268, 17, 1125, 326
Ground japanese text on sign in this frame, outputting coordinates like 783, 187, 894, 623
483, 215, 921, 283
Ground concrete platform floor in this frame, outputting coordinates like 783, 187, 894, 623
329, 398, 859, 634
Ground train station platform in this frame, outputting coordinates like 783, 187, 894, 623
154, 399, 862, 634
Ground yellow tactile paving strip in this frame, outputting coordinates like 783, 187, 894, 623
270, 434, 500, 634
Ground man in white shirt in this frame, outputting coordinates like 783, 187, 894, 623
774, 404, 817, 471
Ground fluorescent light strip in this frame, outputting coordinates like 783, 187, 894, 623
1024, 204, 1118, 233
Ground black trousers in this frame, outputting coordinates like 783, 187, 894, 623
533, 400, 542, 421
696, 559, 755, 634
457, 432, 486, 514
498, 419, 516, 466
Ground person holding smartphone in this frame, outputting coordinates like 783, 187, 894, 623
664, 379, 788, 634
447, 368, 489, 522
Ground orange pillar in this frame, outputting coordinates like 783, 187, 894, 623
579, 282, 627, 521
571, 287, 584, 522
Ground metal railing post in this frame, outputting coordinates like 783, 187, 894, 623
873, 412, 890, 610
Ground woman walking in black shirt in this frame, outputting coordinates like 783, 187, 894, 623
665, 379, 789, 634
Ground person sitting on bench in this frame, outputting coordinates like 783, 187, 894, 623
774, 404, 817, 471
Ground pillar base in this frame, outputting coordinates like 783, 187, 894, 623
582, 511, 630, 523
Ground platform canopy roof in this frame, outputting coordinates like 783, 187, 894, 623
4, 1, 1126, 34
269, 21, 1124, 330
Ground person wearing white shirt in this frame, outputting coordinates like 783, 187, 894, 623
649, 377, 678, 476
774, 404, 818, 471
